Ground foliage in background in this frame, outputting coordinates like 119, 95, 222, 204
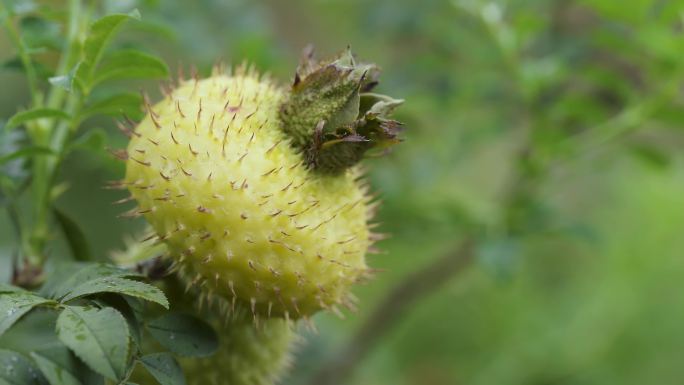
2, 0, 684, 385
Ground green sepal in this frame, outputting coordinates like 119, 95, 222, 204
280, 47, 403, 174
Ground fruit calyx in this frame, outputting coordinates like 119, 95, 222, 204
280, 46, 404, 174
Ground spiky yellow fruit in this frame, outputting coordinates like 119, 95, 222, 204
125, 50, 402, 319
125, 72, 364, 318
115, 241, 295, 385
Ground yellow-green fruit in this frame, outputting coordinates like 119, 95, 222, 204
125, 69, 373, 318
131, 314, 293, 385
181, 312, 294, 385
115, 242, 295, 385
128, 288, 294, 385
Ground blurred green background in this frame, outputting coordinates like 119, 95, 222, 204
3, 0, 684, 384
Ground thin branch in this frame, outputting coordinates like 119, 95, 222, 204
308, 237, 476, 385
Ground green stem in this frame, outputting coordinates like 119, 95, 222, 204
47, 0, 83, 109
0, 0, 48, 265
0, 1, 41, 106
5, 204, 29, 264
28, 0, 86, 265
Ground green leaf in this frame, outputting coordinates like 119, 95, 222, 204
0, 291, 54, 338
46, 263, 142, 300
6, 109, 69, 130
33, 345, 104, 385
78, 93, 142, 120
48, 63, 80, 92
0, 349, 47, 385
61, 277, 168, 309
91, 50, 169, 87
0, 130, 30, 187
72, 62, 91, 93
128, 19, 177, 41
82, 11, 141, 71
39, 264, 84, 299
53, 209, 92, 262
30, 347, 82, 385
0, 146, 53, 166
0, 284, 22, 293
138, 353, 186, 385
0, 311, 60, 357
76, 10, 141, 94
55, 306, 130, 381
92, 295, 142, 350
146, 313, 218, 357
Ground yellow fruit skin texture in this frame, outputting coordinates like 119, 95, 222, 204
125, 71, 372, 318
